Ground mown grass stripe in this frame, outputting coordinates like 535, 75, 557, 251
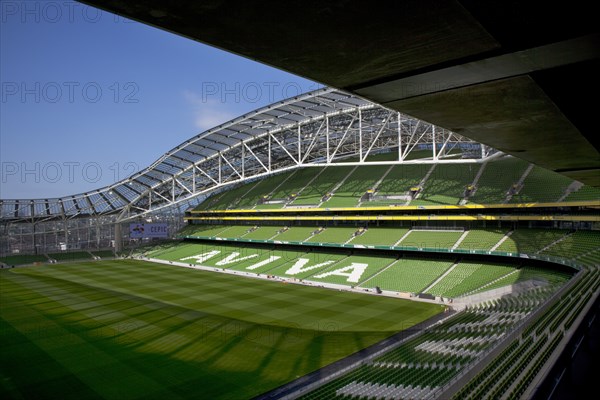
2, 260, 443, 399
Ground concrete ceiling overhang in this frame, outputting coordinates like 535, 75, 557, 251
78, 0, 600, 186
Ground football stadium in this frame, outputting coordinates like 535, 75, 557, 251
2, 2, 599, 400
2, 88, 599, 399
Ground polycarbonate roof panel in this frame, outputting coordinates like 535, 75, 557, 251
165, 155, 192, 169
113, 185, 138, 201
153, 163, 178, 176
47, 200, 61, 214
143, 169, 169, 183
179, 143, 210, 157
87, 193, 108, 213
134, 174, 159, 187
173, 149, 202, 163
17, 203, 32, 218
61, 198, 76, 214
104, 192, 127, 208
125, 180, 149, 193
1, 202, 13, 219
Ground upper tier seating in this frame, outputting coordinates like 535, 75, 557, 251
193, 158, 598, 211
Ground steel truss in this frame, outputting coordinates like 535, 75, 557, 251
1, 88, 488, 225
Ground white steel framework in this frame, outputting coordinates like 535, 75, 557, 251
1, 88, 489, 226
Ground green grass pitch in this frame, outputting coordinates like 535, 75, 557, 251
1, 260, 443, 399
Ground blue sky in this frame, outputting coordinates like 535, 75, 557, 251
0, 1, 320, 199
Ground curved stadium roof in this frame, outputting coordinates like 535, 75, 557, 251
0, 88, 477, 222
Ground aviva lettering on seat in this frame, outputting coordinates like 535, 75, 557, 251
180, 251, 370, 283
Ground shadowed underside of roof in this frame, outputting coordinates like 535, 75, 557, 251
78, 0, 600, 187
